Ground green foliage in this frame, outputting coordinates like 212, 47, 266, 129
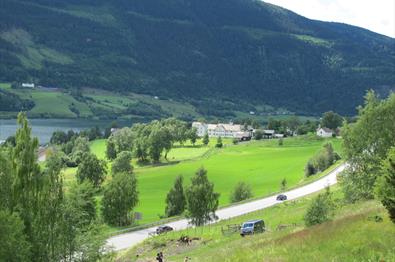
254, 130, 263, 140
67, 181, 97, 228
341, 91, 395, 202
185, 168, 220, 226
321, 111, 343, 130
71, 136, 91, 164
11, 113, 41, 237
76, 152, 107, 187
189, 128, 198, 145
304, 188, 335, 226
305, 143, 339, 177
109, 127, 134, 154
278, 138, 284, 146
0, 210, 31, 261
215, 136, 223, 148
202, 133, 210, 146
280, 178, 287, 191
106, 139, 117, 160
376, 147, 395, 223
102, 172, 138, 226
230, 181, 253, 203
147, 124, 172, 162
0, 114, 107, 261
165, 175, 186, 217
111, 151, 133, 175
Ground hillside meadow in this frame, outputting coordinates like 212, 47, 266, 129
64, 136, 343, 226
118, 188, 395, 262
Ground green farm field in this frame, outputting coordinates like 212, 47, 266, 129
119, 188, 395, 262
77, 136, 343, 226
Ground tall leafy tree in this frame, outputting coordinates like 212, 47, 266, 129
0, 210, 31, 261
10, 113, 41, 241
185, 168, 219, 226
341, 91, 395, 201
165, 176, 186, 217
76, 152, 107, 187
102, 172, 138, 226
376, 147, 395, 223
67, 181, 97, 228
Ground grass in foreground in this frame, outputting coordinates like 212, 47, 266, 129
118, 188, 395, 262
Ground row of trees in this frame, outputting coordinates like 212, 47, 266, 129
0, 113, 110, 261
106, 118, 198, 162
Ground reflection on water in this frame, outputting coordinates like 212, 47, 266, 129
0, 119, 132, 144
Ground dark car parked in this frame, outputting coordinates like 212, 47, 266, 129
240, 219, 265, 236
156, 225, 173, 234
276, 194, 287, 201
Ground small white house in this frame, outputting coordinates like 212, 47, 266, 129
316, 127, 334, 138
22, 83, 35, 88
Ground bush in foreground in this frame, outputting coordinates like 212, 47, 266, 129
304, 187, 335, 226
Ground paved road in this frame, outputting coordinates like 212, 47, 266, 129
107, 163, 347, 251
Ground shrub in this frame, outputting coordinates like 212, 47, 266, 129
254, 130, 263, 140
305, 161, 316, 177
215, 137, 223, 148
230, 182, 253, 203
304, 188, 335, 226
111, 151, 133, 175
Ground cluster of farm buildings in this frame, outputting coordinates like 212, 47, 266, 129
192, 122, 284, 140
192, 122, 338, 140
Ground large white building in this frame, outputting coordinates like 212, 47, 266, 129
192, 122, 252, 139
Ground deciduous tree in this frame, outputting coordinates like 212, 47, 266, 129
185, 168, 219, 226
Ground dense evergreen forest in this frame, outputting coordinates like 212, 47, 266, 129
0, 0, 394, 115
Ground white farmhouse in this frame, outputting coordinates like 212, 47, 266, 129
22, 83, 35, 88
316, 127, 334, 138
192, 122, 252, 139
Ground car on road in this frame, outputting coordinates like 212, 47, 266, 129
276, 194, 287, 201
240, 219, 265, 236
156, 225, 173, 234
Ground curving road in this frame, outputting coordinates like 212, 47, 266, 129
107, 163, 347, 251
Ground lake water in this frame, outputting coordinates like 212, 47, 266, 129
0, 119, 132, 145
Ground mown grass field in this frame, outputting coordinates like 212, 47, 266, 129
119, 188, 395, 262
75, 136, 343, 225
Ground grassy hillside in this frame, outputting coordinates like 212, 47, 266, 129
0, 0, 394, 116
118, 189, 395, 261
0, 83, 301, 121
62, 136, 342, 226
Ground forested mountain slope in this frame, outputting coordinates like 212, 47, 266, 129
0, 0, 394, 115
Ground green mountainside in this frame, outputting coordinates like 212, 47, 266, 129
0, 0, 394, 116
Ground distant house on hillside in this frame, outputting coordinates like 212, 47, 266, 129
316, 127, 334, 138
192, 121, 253, 139
22, 83, 35, 88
